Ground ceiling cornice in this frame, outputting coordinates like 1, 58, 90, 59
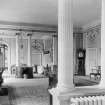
0, 21, 57, 33
82, 19, 101, 32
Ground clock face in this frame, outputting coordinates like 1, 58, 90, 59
79, 52, 83, 57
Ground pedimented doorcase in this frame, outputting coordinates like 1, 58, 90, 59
0, 40, 8, 72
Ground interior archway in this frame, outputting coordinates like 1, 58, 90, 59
0, 41, 9, 78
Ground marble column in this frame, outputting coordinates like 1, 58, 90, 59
99, 0, 105, 88
16, 33, 20, 66
57, 0, 74, 92
27, 34, 32, 67
49, 0, 74, 105
53, 35, 58, 65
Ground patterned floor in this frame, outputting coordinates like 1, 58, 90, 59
8, 86, 49, 105
4, 78, 50, 105
74, 76, 99, 86
0, 75, 100, 105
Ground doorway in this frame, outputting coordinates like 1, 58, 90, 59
0, 43, 8, 75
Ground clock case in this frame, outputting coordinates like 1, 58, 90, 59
77, 48, 86, 76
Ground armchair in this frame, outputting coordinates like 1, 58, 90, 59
90, 66, 101, 80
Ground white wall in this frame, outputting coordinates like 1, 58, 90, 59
83, 26, 101, 75
0, 33, 54, 73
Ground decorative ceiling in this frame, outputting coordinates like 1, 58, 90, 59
0, 0, 101, 28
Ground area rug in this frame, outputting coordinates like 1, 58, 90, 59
74, 76, 99, 86
8, 86, 50, 105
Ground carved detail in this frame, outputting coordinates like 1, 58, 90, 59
84, 27, 100, 41
32, 39, 44, 51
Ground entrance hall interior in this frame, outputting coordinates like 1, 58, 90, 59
0, 0, 104, 105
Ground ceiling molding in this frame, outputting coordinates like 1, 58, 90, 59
0, 21, 57, 33
0, 35, 15, 38
82, 19, 101, 31
0, 28, 57, 39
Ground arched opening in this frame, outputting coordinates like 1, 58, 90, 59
0, 41, 9, 77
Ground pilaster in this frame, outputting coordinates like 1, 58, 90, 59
27, 34, 32, 67
16, 33, 20, 66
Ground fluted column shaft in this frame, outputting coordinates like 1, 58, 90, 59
27, 35, 32, 66
57, 0, 74, 91
99, 0, 105, 87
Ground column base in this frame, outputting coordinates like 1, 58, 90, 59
49, 87, 75, 105
56, 84, 74, 93
98, 81, 105, 88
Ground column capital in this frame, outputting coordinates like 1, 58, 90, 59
15, 32, 21, 36
52, 35, 58, 38
27, 33, 32, 37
